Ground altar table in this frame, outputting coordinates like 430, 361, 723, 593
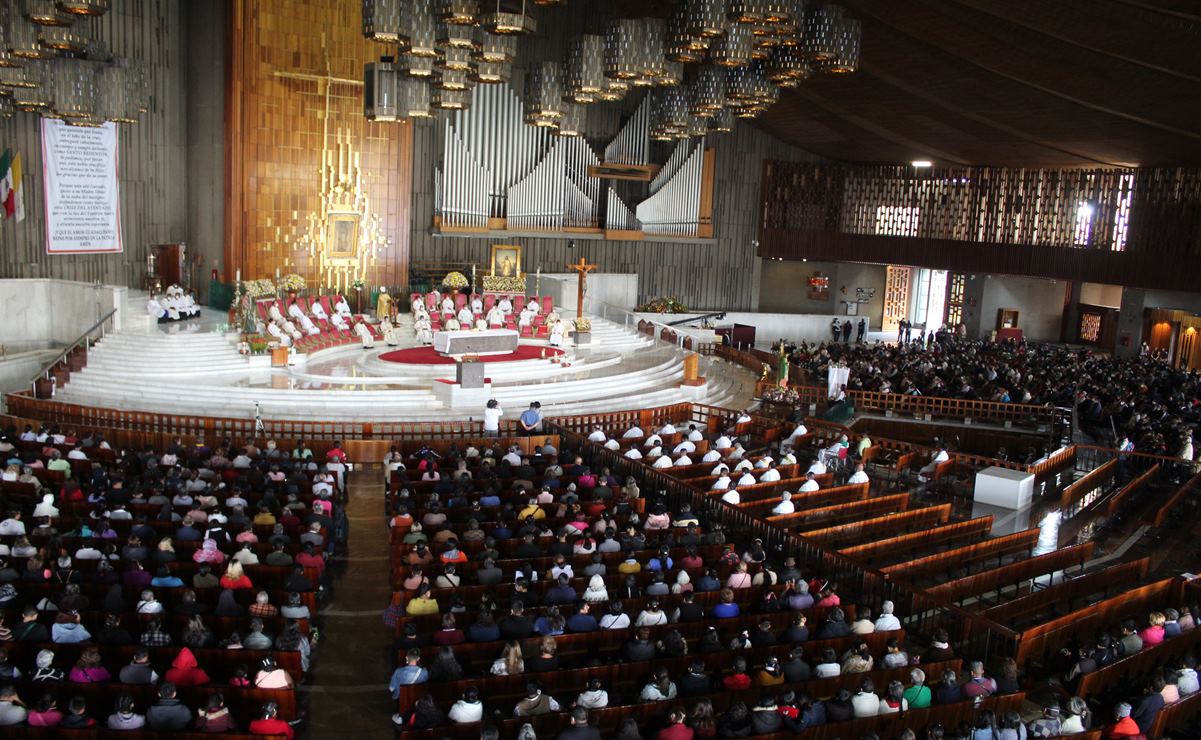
433, 328, 520, 357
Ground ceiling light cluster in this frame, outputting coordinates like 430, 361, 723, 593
363, 0, 860, 140
0, 0, 150, 125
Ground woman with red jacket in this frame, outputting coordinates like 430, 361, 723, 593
164, 647, 212, 687
249, 701, 294, 739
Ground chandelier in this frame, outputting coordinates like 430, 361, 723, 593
0, 0, 147, 124
361, 0, 861, 141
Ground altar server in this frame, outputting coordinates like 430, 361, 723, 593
549, 319, 566, 348
148, 296, 168, 322
457, 305, 473, 327
498, 296, 513, 314
440, 294, 455, 316
335, 295, 352, 318
414, 315, 433, 345
486, 305, 506, 328
381, 318, 401, 346
470, 295, 483, 314
444, 315, 462, 331
354, 321, 375, 348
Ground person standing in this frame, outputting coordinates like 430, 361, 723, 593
520, 403, 542, 436
483, 400, 503, 438
841, 320, 852, 343
857, 319, 866, 342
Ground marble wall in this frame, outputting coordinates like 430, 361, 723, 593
0, 279, 125, 352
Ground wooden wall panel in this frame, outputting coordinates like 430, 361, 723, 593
0, 1, 187, 286
225, 0, 412, 291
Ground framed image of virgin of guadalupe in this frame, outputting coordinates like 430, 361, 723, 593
326, 213, 360, 258
490, 244, 521, 277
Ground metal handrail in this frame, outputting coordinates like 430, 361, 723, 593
29, 308, 118, 390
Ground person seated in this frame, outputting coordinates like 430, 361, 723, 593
498, 296, 514, 314
772, 491, 795, 515
799, 472, 820, 492
249, 701, 294, 740
253, 654, 294, 689
287, 301, 320, 335
146, 682, 193, 730
917, 446, 950, 482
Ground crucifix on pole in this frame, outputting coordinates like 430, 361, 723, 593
565, 257, 598, 320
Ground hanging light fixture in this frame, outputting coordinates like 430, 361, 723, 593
552, 101, 584, 136
406, 0, 438, 57
23, 0, 72, 25
707, 108, 735, 132
636, 18, 667, 81
434, 67, 472, 90
97, 60, 136, 123
689, 66, 726, 116
398, 77, 433, 116
727, 0, 767, 25
802, 4, 842, 61
436, 22, 478, 50
473, 29, 517, 62
666, 4, 706, 64
437, 46, 475, 71
766, 45, 809, 86
438, 0, 478, 25
686, 0, 728, 39
598, 75, 627, 102
563, 34, 604, 102
471, 59, 510, 83
11, 62, 47, 110
9, 9, 55, 58
708, 22, 753, 67
651, 87, 690, 139
56, 0, 110, 16
431, 87, 472, 109
523, 59, 562, 125
480, 0, 535, 35
49, 55, 96, 118
0, 64, 36, 88
362, 0, 404, 43
364, 58, 399, 121
825, 16, 860, 73
0, 96, 13, 118
401, 54, 435, 78
603, 18, 640, 80
38, 23, 86, 52
656, 60, 683, 87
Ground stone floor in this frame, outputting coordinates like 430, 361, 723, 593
303, 466, 397, 738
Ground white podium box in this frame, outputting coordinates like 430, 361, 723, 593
433, 329, 519, 356
974, 466, 1035, 510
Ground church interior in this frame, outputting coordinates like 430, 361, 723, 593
1, 0, 1201, 738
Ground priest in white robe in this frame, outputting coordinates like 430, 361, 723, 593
444, 315, 461, 331
498, 296, 513, 315
147, 297, 168, 321
473, 316, 488, 331
266, 321, 293, 347
470, 296, 483, 314
381, 319, 401, 346
457, 306, 473, 327
311, 299, 331, 324
414, 315, 433, 345
287, 302, 320, 335
354, 321, 375, 348
335, 296, 352, 318
548, 320, 565, 347
440, 295, 455, 316
486, 306, 506, 328
411, 295, 426, 314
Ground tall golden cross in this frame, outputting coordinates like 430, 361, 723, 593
566, 257, 598, 321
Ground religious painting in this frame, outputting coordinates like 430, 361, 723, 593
325, 212, 360, 258
807, 272, 829, 301
490, 244, 522, 277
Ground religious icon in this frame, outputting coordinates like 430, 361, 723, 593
490, 244, 522, 277
326, 212, 360, 258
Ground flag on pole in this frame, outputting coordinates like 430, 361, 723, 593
0, 149, 11, 218
10, 153, 23, 222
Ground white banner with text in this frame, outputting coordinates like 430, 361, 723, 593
41, 118, 122, 254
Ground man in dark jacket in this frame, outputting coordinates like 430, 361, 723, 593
565, 602, 598, 633
146, 682, 192, 730
556, 707, 601, 740
677, 660, 712, 696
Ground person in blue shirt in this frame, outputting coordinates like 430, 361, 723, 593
695, 568, 722, 593
150, 566, 184, 589
712, 588, 741, 619
566, 602, 599, 633
645, 548, 673, 572
389, 649, 429, 699
519, 403, 542, 435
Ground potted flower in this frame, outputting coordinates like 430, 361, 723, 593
573, 317, 592, 345
443, 271, 469, 297
281, 273, 306, 299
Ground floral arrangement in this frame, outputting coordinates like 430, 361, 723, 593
280, 273, 306, 292
242, 279, 276, 298
636, 296, 689, 314
351, 278, 366, 291
242, 334, 271, 355
482, 275, 526, 293
442, 271, 470, 289
761, 386, 800, 404
573, 317, 592, 333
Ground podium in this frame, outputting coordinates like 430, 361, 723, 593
681, 353, 705, 387
271, 347, 289, 367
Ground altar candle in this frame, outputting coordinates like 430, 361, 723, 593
235, 269, 240, 283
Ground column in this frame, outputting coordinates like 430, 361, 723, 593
1114, 287, 1146, 359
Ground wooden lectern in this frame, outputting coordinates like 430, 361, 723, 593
681, 353, 705, 387
271, 347, 289, 367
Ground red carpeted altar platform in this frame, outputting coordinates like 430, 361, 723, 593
378, 345, 563, 365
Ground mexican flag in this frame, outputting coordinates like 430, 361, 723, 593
0, 149, 24, 222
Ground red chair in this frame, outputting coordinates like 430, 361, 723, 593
454, 293, 467, 311
425, 293, 437, 310
513, 295, 526, 313
318, 295, 335, 317
484, 294, 496, 312
542, 296, 554, 314
520, 325, 534, 338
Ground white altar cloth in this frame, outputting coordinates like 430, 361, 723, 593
433, 328, 520, 357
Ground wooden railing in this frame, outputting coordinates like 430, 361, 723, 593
805, 505, 954, 551
881, 528, 1042, 583
1060, 457, 1118, 508
1155, 471, 1201, 528
1104, 462, 1160, 517
979, 558, 1151, 630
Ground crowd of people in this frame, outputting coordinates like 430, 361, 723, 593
409, 292, 568, 348
774, 336, 1200, 457
0, 424, 347, 734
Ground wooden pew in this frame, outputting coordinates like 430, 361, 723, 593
980, 558, 1151, 630
1155, 471, 1201, 528
923, 542, 1095, 606
837, 514, 988, 566
881, 528, 1042, 585
767, 493, 910, 533
1150, 681, 1201, 737
1077, 626, 1201, 698
1104, 462, 1159, 517
805, 504, 954, 551
735, 482, 869, 519
1061, 458, 1117, 508
1012, 577, 1181, 669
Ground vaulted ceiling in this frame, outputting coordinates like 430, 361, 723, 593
618, 0, 1201, 168
755, 0, 1201, 167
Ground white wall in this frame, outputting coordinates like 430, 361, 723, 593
1080, 282, 1123, 308
976, 275, 1066, 342
758, 260, 887, 321
532, 273, 639, 312
0, 279, 126, 352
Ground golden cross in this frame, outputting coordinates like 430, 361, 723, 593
565, 257, 598, 321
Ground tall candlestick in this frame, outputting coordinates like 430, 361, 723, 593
235, 269, 240, 283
